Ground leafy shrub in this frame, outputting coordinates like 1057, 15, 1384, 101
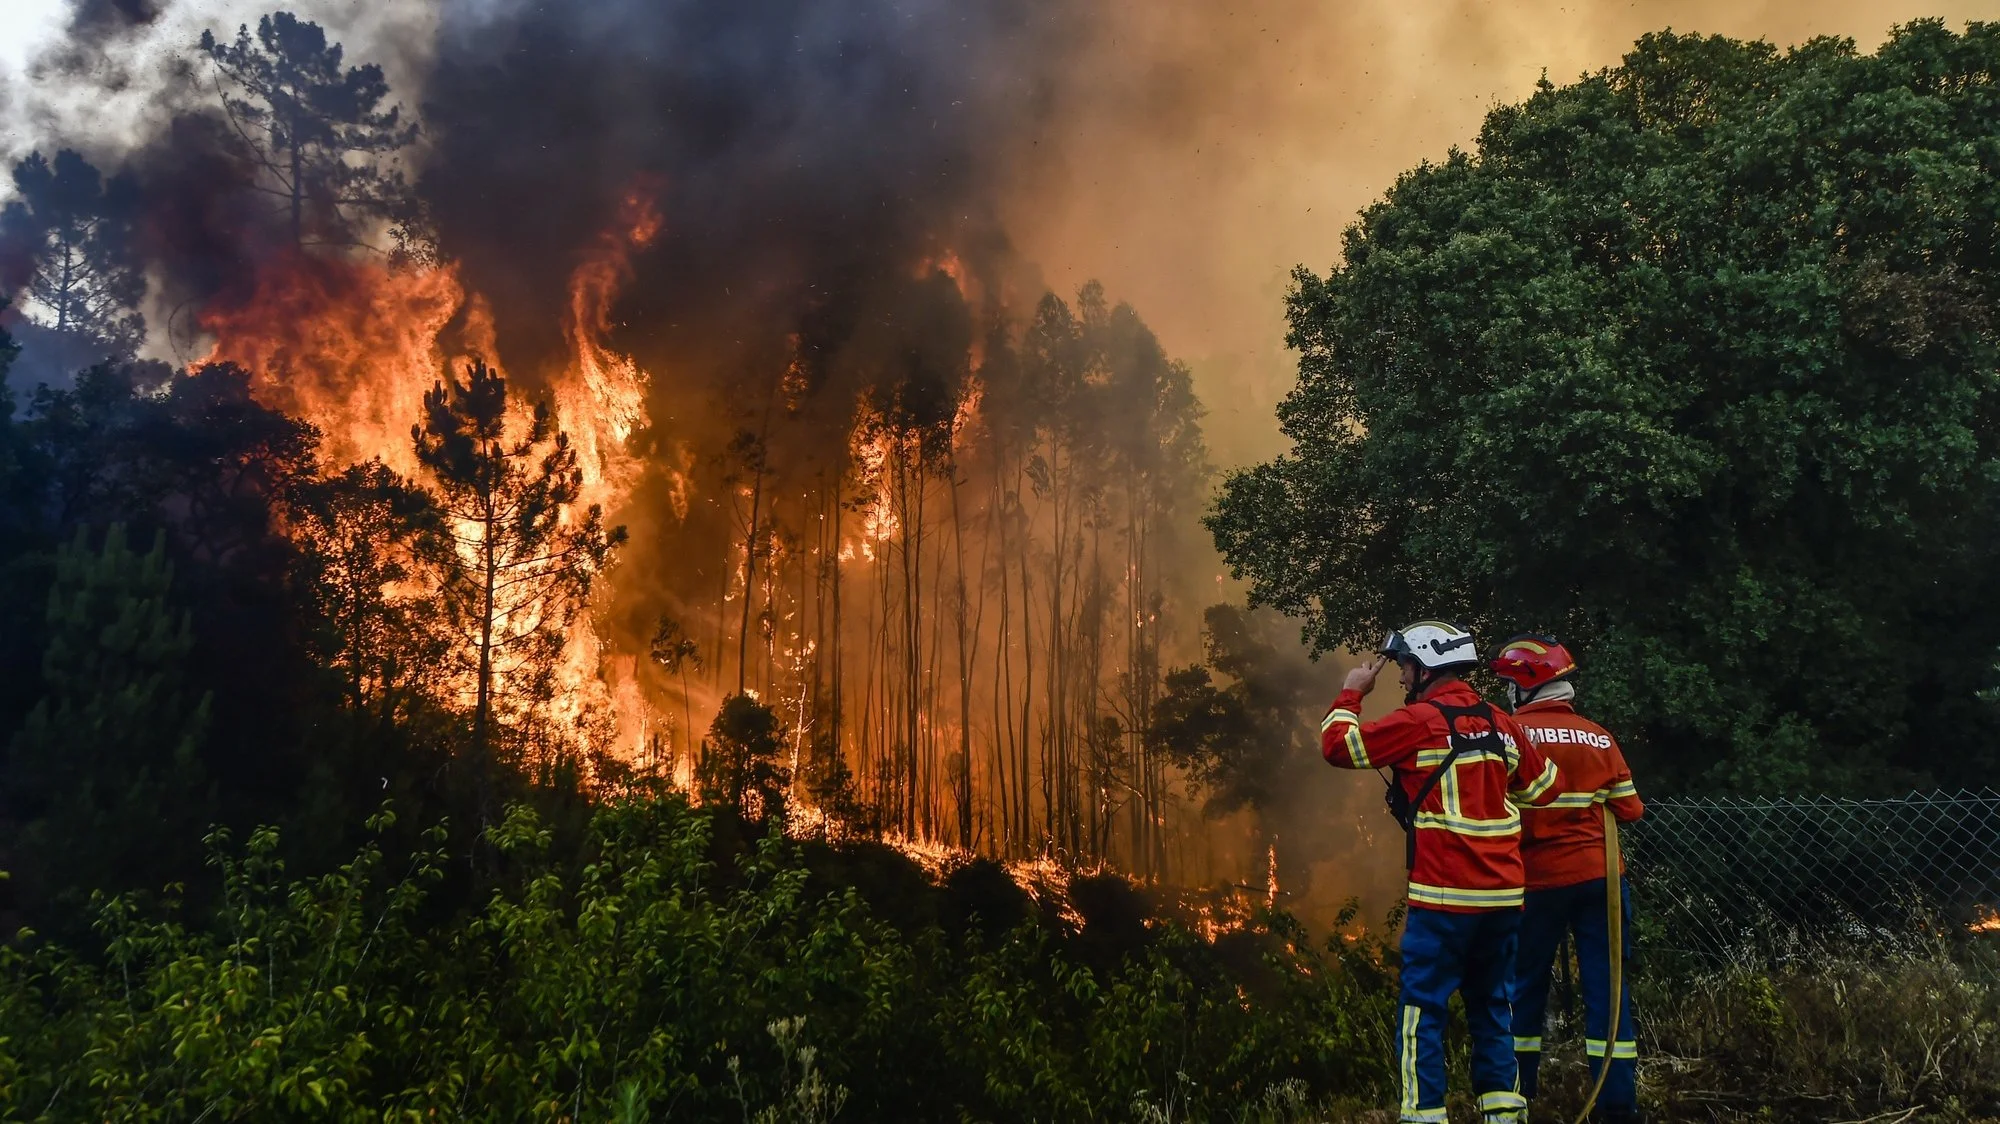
0, 796, 1400, 1121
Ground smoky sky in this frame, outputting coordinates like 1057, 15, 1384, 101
421, 0, 1080, 389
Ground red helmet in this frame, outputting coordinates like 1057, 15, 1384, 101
1489, 633, 1577, 690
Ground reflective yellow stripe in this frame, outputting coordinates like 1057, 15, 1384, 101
1400, 1005, 1422, 1118
1525, 785, 1635, 810
1412, 811, 1521, 836
1608, 780, 1638, 798
1585, 1038, 1639, 1059
1414, 746, 1508, 767
1323, 710, 1370, 768
1479, 1090, 1527, 1112
1407, 882, 1525, 908
1344, 724, 1369, 769
1513, 1036, 1542, 1053
1401, 1110, 1448, 1124
1517, 758, 1559, 801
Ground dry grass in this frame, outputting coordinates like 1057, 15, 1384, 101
1634, 929, 2000, 1122
1238, 931, 2000, 1124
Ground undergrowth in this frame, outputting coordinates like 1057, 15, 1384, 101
0, 793, 1991, 1122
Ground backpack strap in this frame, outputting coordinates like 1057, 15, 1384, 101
1394, 699, 1504, 870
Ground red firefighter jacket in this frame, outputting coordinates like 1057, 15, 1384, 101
1510, 698, 1644, 891
1321, 679, 1561, 911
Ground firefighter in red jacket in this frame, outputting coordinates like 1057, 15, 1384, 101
1322, 621, 1561, 1124
1491, 635, 1645, 1123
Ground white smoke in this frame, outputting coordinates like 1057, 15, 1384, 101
0, 0, 436, 177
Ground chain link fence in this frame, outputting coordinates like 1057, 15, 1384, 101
1621, 789, 2000, 963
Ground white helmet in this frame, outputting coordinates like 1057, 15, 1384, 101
1380, 621, 1479, 671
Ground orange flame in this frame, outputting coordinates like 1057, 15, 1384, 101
199, 255, 465, 476
556, 188, 661, 509
847, 415, 901, 559
197, 188, 670, 766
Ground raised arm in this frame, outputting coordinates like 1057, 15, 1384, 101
1320, 657, 1432, 771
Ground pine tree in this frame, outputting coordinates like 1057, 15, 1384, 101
289, 459, 444, 716
199, 12, 419, 251
0, 149, 146, 362
4, 524, 212, 915
412, 359, 623, 790
697, 693, 789, 820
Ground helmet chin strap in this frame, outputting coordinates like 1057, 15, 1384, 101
1404, 664, 1450, 705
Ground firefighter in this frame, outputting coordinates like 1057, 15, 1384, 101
1322, 621, 1562, 1124
1490, 634, 1645, 1123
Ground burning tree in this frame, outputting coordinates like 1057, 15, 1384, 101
199, 12, 419, 252
412, 359, 624, 787
1147, 604, 1324, 890
648, 613, 704, 764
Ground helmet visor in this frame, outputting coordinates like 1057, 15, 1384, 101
1379, 631, 1416, 662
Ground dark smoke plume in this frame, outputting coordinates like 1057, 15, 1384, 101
68, 0, 164, 35
422, 0, 1082, 385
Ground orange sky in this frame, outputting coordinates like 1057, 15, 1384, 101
1009, 0, 2000, 465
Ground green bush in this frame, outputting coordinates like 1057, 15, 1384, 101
0, 796, 1400, 1121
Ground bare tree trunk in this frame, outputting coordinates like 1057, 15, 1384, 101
1017, 469, 1038, 852
950, 466, 977, 850
738, 447, 765, 694
990, 469, 1015, 855
473, 486, 499, 824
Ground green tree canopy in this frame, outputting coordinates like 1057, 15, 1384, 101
1209, 21, 2000, 795
3, 523, 211, 917
698, 692, 790, 819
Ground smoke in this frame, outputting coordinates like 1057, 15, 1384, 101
419, 0, 1074, 379
6, 0, 1989, 419
1000, 0, 2000, 465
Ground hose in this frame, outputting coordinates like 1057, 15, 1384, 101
1572, 802, 1624, 1124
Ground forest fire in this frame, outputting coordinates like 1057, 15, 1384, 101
0, 0, 1312, 901
194, 191, 669, 761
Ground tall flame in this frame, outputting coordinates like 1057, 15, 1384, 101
199, 256, 465, 476
556, 188, 662, 509
196, 191, 668, 764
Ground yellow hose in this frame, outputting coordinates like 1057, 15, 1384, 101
1572, 802, 1623, 1124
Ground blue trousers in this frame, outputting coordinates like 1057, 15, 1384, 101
1398, 906, 1527, 1123
1512, 878, 1637, 1108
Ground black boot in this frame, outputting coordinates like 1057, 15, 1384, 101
1590, 1106, 1646, 1124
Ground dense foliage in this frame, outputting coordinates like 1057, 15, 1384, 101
0, 797, 1399, 1121
1210, 21, 2000, 795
